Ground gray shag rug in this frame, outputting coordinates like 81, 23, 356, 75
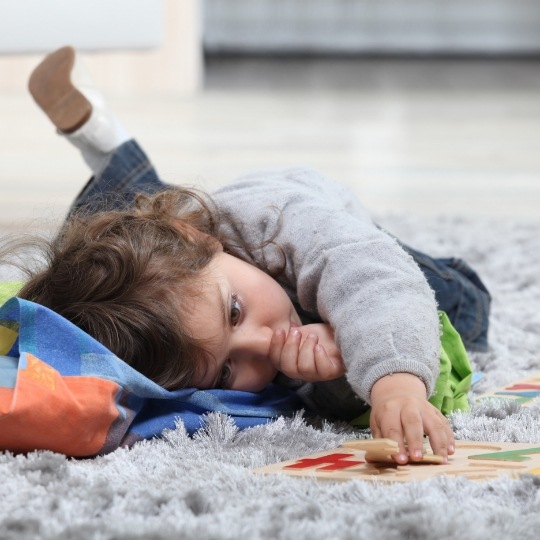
1, 212, 540, 540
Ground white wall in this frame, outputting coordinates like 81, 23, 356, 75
0, 0, 164, 53
0, 0, 202, 96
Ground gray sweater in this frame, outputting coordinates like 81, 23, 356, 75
212, 167, 440, 407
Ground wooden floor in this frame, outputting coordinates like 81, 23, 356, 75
1, 56, 540, 234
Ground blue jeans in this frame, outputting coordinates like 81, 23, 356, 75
70, 139, 166, 215
400, 246, 490, 352
71, 140, 491, 352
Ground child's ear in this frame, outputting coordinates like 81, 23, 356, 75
174, 220, 223, 251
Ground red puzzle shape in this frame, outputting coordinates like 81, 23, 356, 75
284, 452, 365, 472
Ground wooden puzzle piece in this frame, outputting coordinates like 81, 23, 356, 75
254, 440, 540, 483
341, 438, 444, 464
341, 438, 398, 462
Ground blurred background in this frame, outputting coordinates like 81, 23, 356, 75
1, 0, 540, 234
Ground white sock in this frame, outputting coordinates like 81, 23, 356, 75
63, 108, 130, 174
61, 57, 131, 174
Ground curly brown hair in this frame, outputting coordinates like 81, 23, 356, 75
14, 188, 230, 389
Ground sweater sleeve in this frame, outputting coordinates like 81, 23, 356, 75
211, 167, 441, 403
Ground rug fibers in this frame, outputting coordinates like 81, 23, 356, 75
1, 213, 540, 540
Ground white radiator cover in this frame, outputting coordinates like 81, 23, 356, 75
203, 0, 540, 54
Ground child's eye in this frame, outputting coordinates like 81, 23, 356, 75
230, 294, 242, 326
219, 360, 232, 388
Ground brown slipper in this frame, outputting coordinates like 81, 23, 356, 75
28, 46, 92, 133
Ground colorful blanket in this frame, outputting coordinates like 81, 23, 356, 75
0, 297, 301, 457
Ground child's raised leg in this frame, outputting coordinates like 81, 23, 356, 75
29, 46, 130, 175
28, 46, 169, 213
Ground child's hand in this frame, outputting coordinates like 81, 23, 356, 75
369, 373, 455, 464
269, 323, 345, 382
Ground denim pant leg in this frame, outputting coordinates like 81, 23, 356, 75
401, 245, 492, 352
69, 139, 169, 215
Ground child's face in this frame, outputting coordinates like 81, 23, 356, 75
185, 252, 302, 392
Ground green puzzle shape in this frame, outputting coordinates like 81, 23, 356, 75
469, 447, 540, 462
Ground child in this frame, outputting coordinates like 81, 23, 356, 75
20, 47, 490, 464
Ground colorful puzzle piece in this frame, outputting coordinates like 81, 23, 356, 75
476, 373, 540, 406
254, 440, 540, 483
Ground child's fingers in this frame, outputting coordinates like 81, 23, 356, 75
268, 328, 287, 370
400, 408, 428, 462
297, 333, 332, 381
270, 327, 344, 381
296, 333, 318, 377
271, 329, 323, 381
272, 328, 302, 376
400, 406, 453, 463
423, 410, 455, 461
297, 334, 344, 381
312, 341, 344, 379
370, 410, 408, 464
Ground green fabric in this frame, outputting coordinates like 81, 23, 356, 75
350, 311, 473, 428
428, 311, 473, 414
0, 281, 23, 306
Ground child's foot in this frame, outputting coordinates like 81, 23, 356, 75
28, 46, 92, 134
28, 46, 130, 172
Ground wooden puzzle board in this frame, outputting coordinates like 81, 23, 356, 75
254, 440, 540, 483
475, 373, 540, 407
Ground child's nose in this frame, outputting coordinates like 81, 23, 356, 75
235, 326, 274, 359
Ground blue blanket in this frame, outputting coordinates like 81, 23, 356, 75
0, 297, 301, 456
